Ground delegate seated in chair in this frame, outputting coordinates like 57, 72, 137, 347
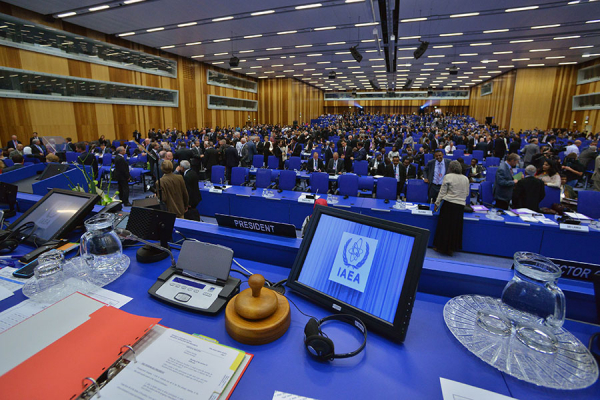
305, 152, 324, 173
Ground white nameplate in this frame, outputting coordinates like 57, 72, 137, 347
266, 197, 281, 201
236, 194, 250, 197
464, 217, 480, 221
209, 188, 222, 194
412, 209, 433, 216
560, 223, 589, 232
505, 221, 529, 226
371, 208, 390, 213
298, 196, 318, 204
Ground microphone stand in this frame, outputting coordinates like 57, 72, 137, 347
116, 228, 176, 266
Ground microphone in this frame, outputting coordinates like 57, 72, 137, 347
115, 228, 176, 268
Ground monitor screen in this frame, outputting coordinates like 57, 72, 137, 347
9, 189, 98, 244
287, 206, 429, 342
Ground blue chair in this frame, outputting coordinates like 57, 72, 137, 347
406, 179, 428, 203
480, 181, 494, 206
484, 157, 500, 167
267, 156, 279, 170
424, 153, 434, 165
270, 169, 280, 183
486, 167, 498, 182
358, 176, 375, 197
453, 149, 464, 158
353, 160, 368, 176
472, 150, 484, 162
231, 167, 248, 186
252, 155, 264, 169
539, 186, 560, 209
288, 156, 302, 171
24, 156, 40, 164
3, 158, 14, 167
308, 172, 329, 194
129, 168, 144, 186
462, 155, 473, 167
578, 191, 600, 219
337, 174, 359, 197
456, 145, 466, 151
211, 165, 226, 184
255, 169, 272, 188
23, 161, 34, 166
278, 170, 298, 191
66, 151, 78, 163
376, 177, 397, 200
101, 154, 113, 166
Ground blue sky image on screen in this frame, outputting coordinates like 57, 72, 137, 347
298, 214, 414, 323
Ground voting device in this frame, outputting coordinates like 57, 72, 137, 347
149, 241, 241, 314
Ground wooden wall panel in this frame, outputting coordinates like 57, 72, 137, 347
511, 68, 560, 131
468, 70, 516, 130
258, 79, 324, 125
570, 59, 600, 135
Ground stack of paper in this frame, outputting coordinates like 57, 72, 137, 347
565, 212, 592, 222
471, 205, 489, 213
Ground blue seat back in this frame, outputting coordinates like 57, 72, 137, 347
376, 177, 397, 200
231, 167, 248, 186
453, 149, 464, 158
485, 157, 500, 167
267, 156, 279, 169
3, 158, 14, 167
578, 191, 600, 219
406, 179, 428, 203
270, 169, 280, 182
288, 156, 302, 171
480, 181, 494, 206
129, 168, 143, 180
486, 167, 498, 182
539, 186, 560, 209
424, 153, 434, 165
101, 155, 113, 166
472, 150, 484, 162
255, 169, 271, 188
338, 174, 359, 197
211, 165, 226, 184
456, 145, 466, 150
358, 176, 374, 192
278, 170, 297, 191
252, 154, 264, 169
309, 172, 329, 194
462, 155, 473, 166
66, 151, 78, 163
354, 160, 368, 176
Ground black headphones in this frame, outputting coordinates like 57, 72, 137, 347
0, 222, 36, 253
304, 314, 367, 362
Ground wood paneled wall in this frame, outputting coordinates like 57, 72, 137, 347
570, 59, 600, 134
469, 70, 516, 130
324, 100, 469, 116
0, 3, 258, 146
258, 79, 324, 126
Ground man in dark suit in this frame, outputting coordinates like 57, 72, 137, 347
288, 138, 302, 158
391, 156, 407, 197
30, 138, 47, 160
190, 140, 203, 174
29, 132, 40, 146
133, 130, 142, 143
338, 140, 353, 172
324, 142, 335, 167
75, 142, 98, 179
380, 157, 394, 178
368, 153, 383, 176
475, 138, 488, 153
244, 137, 258, 167
113, 146, 131, 206
493, 134, 507, 159
5, 135, 21, 151
94, 142, 109, 157
327, 152, 345, 175
224, 143, 239, 181
512, 165, 545, 212
354, 142, 367, 162
3, 154, 24, 173
493, 153, 520, 210
65, 137, 76, 152
306, 152, 324, 173
402, 156, 419, 179
423, 149, 451, 202
204, 142, 220, 179
178, 160, 202, 210
175, 142, 193, 162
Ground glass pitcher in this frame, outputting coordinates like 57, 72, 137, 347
501, 252, 566, 329
80, 213, 127, 285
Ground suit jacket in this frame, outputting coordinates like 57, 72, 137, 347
423, 159, 451, 185
355, 148, 367, 161
327, 158, 345, 174
324, 147, 335, 166
306, 158, 325, 172
405, 163, 419, 179
379, 162, 394, 178
512, 176, 545, 212
183, 169, 202, 208
522, 143, 540, 163
31, 144, 47, 156
391, 163, 407, 184
224, 145, 240, 167
113, 154, 130, 182
5, 140, 21, 150
493, 162, 515, 202
204, 147, 220, 169
175, 148, 193, 162
77, 152, 99, 178
289, 142, 302, 157
338, 146, 353, 171
245, 141, 257, 163
158, 173, 189, 218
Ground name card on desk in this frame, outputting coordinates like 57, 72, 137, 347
464, 216, 480, 221
412, 209, 433, 216
215, 213, 297, 238
560, 223, 589, 233
298, 195, 319, 204
209, 188, 223, 194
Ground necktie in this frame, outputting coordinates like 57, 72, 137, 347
435, 162, 442, 184
334, 160, 337, 170
395, 166, 399, 181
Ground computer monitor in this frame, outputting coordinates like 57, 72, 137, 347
36, 163, 69, 181
126, 206, 176, 263
287, 206, 429, 343
8, 188, 99, 245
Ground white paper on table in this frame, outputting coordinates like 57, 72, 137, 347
0, 286, 13, 301
513, 208, 537, 214
86, 285, 132, 308
0, 267, 27, 292
0, 299, 50, 334
565, 212, 591, 220
440, 378, 516, 400
519, 215, 538, 223
99, 328, 244, 400
273, 391, 318, 400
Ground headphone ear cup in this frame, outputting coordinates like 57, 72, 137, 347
0, 239, 18, 253
304, 318, 320, 338
305, 336, 334, 361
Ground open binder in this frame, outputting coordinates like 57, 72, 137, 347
0, 292, 251, 400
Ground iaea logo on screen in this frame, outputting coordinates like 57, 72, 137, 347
328, 232, 378, 293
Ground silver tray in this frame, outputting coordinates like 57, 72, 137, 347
443, 295, 599, 390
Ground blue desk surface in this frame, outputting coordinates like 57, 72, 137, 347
1, 248, 598, 399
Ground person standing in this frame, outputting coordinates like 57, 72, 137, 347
178, 160, 202, 220
433, 160, 470, 256
512, 165, 545, 212
392, 156, 407, 197
423, 149, 451, 203
592, 154, 600, 191
113, 146, 131, 206
493, 153, 520, 209
522, 138, 540, 167
156, 160, 189, 218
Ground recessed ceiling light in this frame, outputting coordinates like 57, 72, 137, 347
529, 48, 551, 52
361, 39, 376, 43
304, 68, 316, 71
585, 20, 600, 24
328, 42, 346, 45
266, 47, 282, 51
118, 32, 135, 37
307, 53, 322, 57
505, 6, 539, 12
297, 4, 323, 11
231, 67, 242, 70
251, 10, 275, 16
161, 45, 175, 49
471, 66, 486, 69
528, 64, 545, 67
244, 34, 262, 39
559, 62, 577, 65
546, 56, 565, 59
570, 45, 593, 49
470, 43, 492, 46
399, 36, 421, 40
433, 45, 453, 49
512, 58, 530, 61
398, 47, 418, 51
250, 66, 261, 69
124, 0, 145, 3
440, 32, 463, 37
212, 16, 234, 22
213, 38, 230, 42
460, 53, 478, 56
89, 5, 110, 11
531, 24, 560, 29
315, 26, 336, 31
400, 17, 427, 22
214, 52, 228, 56
450, 12, 479, 18
582, 53, 600, 57
58, 11, 77, 17
342, 60, 355, 63
510, 39, 533, 43
147, 27, 164, 32
271, 64, 284, 67
256, 58, 270, 61
481, 59, 497, 63
499, 65, 514, 68
178, 22, 197, 27
365, 50, 378, 53
212, 62, 224, 65
428, 55, 445, 58
191, 55, 204, 58
347, 66, 360, 69
424, 63, 439, 65
554, 35, 580, 40
452, 61, 468, 64
186, 42, 202, 46
317, 61, 331, 64
239, 50, 254, 53
293, 63, 306, 65
493, 51, 513, 54
483, 29, 509, 34
325, 67, 338, 70
278, 30, 297, 35
355, 22, 378, 27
